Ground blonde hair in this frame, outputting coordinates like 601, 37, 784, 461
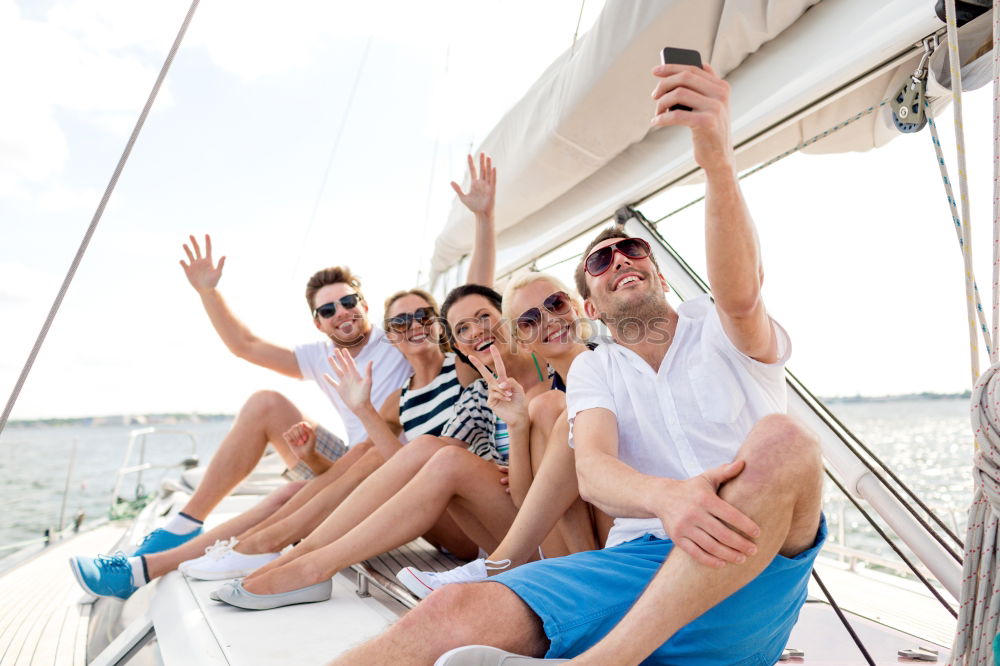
382, 288, 449, 353
501, 272, 593, 341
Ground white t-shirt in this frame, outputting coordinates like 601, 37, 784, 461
566, 294, 791, 548
295, 326, 413, 446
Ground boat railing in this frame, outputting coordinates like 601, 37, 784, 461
109, 427, 200, 513
0, 438, 89, 561
1, 426, 198, 562
619, 210, 963, 615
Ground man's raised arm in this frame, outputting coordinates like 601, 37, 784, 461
180, 234, 301, 378
651, 63, 776, 363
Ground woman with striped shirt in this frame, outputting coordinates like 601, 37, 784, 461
214, 281, 556, 607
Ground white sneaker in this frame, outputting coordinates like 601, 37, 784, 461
434, 645, 567, 665
179, 537, 235, 573
180, 538, 279, 580
396, 558, 510, 599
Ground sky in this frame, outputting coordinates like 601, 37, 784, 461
1, 0, 997, 425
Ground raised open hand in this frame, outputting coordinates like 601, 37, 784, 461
467, 345, 527, 429
451, 153, 496, 218
323, 348, 374, 414
180, 234, 225, 293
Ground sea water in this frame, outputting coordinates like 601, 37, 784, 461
0, 421, 231, 551
0, 398, 978, 568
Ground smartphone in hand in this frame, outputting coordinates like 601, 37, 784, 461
660, 47, 703, 112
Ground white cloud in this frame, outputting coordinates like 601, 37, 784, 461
0, 0, 181, 197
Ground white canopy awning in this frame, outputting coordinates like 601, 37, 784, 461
430, 0, 946, 283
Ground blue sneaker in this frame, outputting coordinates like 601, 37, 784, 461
69, 552, 137, 599
132, 527, 203, 557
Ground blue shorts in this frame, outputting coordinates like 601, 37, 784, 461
492, 515, 827, 666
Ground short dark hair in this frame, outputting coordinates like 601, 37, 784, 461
440, 283, 503, 364
574, 226, 660, 299
305, 266, 363, 313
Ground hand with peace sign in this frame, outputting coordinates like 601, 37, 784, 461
180, 234, 226, 294
451, 152, 496, 219
323, 348, 374, 414
467, 345, 528, 430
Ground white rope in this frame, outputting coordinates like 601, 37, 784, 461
927, 108, 994, 361
950, 4, 1000, 663
945, 0, 984, 384
0, 0, 201, 436
952, 361, 1000, 666
992, 0, 1000, 364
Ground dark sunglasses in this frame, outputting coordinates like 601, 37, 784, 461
584, 238, 652, 277
387, 307, 437, 333
516, 291, 572, 334
313, 293, 362, 319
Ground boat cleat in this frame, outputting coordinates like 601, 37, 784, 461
898, 646, 939, 662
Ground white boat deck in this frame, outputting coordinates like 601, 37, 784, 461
145, 494, 463, 665
0, 477, 958, 665
0, 523, 125, 666
809, 558, 956, 647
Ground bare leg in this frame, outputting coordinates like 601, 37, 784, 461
520, 393, 571, 556
545, 417, 598, 557
331, 582, 547, 665
589, 504, 614, 549
421, 509, 480, 561
242, 446, 517, 594
181, 390, 308, 520
234, 448, 385, 554
571, 415, 824, 665
487, 415, 596, 568
510, 391, 564, 506
244, 434, 456, 580
232, 440, 374, 543
332, 415, 823, 665
144, 481, 305, 579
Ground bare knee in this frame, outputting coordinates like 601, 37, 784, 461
740, 415, 822, 485
528, 390, 566, 426
404, 435, 447, 461
426, 445, 478, 481
403, 582, 547, 654
241, 390, 298, 421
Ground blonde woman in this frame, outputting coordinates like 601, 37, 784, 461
395, 273, 612, 597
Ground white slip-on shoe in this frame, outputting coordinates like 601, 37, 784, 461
396, 558, 511, 599
208, 579, 241, 602
215, 578, 332, 610
434, 645, 568, 665
181, 539, 279, 581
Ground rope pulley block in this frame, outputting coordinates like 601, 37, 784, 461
891, 37, 935, 133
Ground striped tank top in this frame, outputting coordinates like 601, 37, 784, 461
398, 353, 461, 441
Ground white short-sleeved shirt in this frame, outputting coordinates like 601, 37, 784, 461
567, 294, 791, 548
295, 326, 413, 446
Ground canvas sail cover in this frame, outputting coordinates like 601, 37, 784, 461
429, 0, 949, 281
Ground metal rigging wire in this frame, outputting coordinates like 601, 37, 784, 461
290, 36, 374, 281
